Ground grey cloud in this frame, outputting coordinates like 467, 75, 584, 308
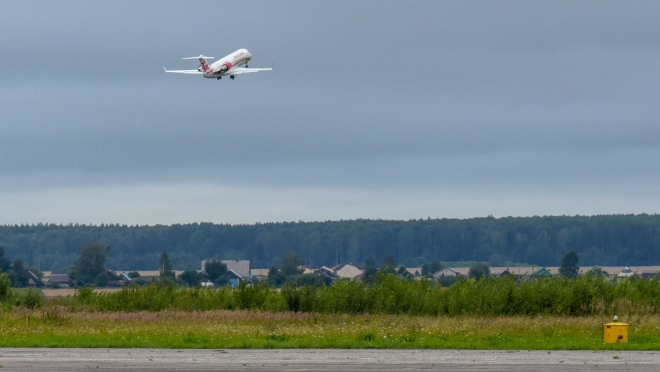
1, 1, 660, 222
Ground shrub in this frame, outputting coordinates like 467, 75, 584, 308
21, 288, 44, 310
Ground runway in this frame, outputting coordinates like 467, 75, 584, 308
0, 349, 658, 371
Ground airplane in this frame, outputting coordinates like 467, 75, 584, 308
163, 49, 272, 80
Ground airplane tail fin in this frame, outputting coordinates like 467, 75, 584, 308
183, 55, 215, 74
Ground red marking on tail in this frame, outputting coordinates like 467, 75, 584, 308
200, 59, 212, 74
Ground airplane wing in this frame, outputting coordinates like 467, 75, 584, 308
163, 66, 203, 74
227, 67, 273, 75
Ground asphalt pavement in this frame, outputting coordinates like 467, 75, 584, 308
1, 349, 658, 371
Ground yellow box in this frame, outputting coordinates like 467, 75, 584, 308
603, 322, 628, 343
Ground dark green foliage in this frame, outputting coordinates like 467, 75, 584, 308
468, 263, 490, 279
364, 255, 377, 270
10, 259, 29, 287
267, 266, 286, 287
362, 255, 378, 284
0, 272, 43, 309
285, 274, 325, 287
159, 250, 174, 278
381, 255, 397, 274
95, 273, 108, 287
127, 271, 140, 278
72, 243, 109, 286
203, 260, 228, 285
0, 246, 11, 273
280, 250, 304, 277
0, 272, 10, 300
178, 270, 203, 287
585, 266, 608, 278
436, 275, 458, 287
559, 250, 580, 279
3, 215, 660, 271
21, 288, 44, 310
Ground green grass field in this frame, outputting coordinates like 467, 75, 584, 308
1, 308, 659, 349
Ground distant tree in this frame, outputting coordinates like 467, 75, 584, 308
159, 250, 174, 278
0, 246, 11, 273
127, 271, 140, 278
178, 270, 202, 287
381, 255, 397, 274
95, 273, 108, 287
468, 262, 490, 280
280, 250, 305, 277
0, 272, 10, 300
204, 260, 228, 285
559, 251, 580, 279
72, 243, 110, 286
585, 266, 609, 279
421, 261, 443, 276
267, 266, 286, 287
362, 255, 378, 284
10, 259, 29, 287
364, 255, 377, 270
285, 274, 324, 287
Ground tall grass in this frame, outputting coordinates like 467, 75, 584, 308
57, 274, 660, 316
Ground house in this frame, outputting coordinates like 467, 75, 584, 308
47, 274, 71, 288
106, 271, 123, 287
432, 268, 461, 279
530, 267, 553, 279
227, 269, 244, 288
499, 269, 515, 278
641, 271, 659, 280
617, 266, 634, 279
106, 271, 133, 287
314, 266, 340, 283
250, 268, 269, 281
202, 260, 251, 279
27, 271, 42, 286
397, 268, 414, 278
332, 263, 363, 279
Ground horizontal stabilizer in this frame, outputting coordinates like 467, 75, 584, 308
182, 55, 214, 60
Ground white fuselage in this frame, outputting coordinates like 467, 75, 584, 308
200, 49, 252, 78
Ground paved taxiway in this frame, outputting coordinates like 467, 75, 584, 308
1, 349, 659, 371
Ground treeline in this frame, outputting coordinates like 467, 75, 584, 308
48, 274, 660, 316
1, 215, 660, 272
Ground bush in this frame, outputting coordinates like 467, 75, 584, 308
0, 272, 11, 301
21, 288, 44, 310
56, 273, 660, 317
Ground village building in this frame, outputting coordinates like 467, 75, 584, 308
106, 271, 132, 287
498, 269, 515, 278
315, 266, 340, 282
530, 267, 553, 279
202, 260, 251, 279
617, 265, 634, 278
432, 268, 461, 279
332, 263, 363, 279
47, 274, 71, 288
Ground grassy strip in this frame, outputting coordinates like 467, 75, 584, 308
1, 309, 660, 349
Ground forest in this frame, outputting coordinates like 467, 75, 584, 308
1, 214, 660, 272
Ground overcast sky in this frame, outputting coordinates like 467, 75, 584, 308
1, 1, 660, 225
